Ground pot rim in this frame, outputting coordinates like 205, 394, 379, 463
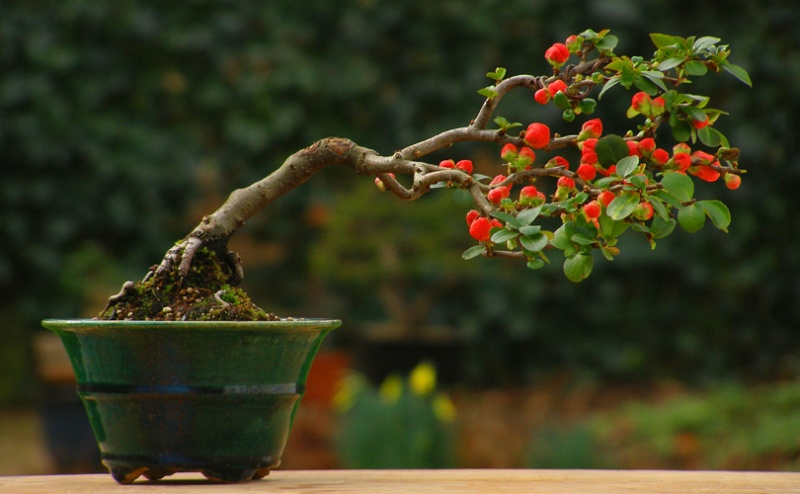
42, 318, 342, 332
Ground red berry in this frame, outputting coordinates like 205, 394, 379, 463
456, 159, 473, 174
500, 143, 519, 161
638, 137, 656, 154
545, 43, 570, 66
724, 173, 742, 190
534, 88, 551, 104
633, 202, 654, 221
651, 97, 666, 115
583, 200, 602, 219
487, 185, 511, 205
673, 143, 692, 155
524, 123, 551, 149
652, 148, 670, 165
577, 163, 597, 181
598, 190, 615, 207
580, 118, 603, 139
439, 159, 455, 168
466, 209, 481, 226
490, 174, 506, 186
469, 217, 493, 242
519, 185, 543, 205
557, 176, 576, 190
548, 80, 568, 95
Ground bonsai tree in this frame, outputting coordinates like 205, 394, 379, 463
101, 30, 751, 321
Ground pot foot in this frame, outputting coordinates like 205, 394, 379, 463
201, 468, 260, 483
110, 466, 147, 484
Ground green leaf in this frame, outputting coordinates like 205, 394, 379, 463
697, 126, 721, 147
650, 33, 682, 49
490, 211, 521, 228
722, 63, 752, 87
478, 86, 498, 99
552, 90, 571, 110
571, 233, 597, 245
599, 214, 629, 239
658, 57, 685, 71
678, 203, 706, 233
641, 71, 669, 92
486, 67, 507, 81
516, 206, 543, 226
650, 216, 677, 239
693, 36, 721, 52
615, 155, 640, 178
670, 119, 693, 142
699, 199, 731, 232
520, 233, 549, 252
491, 229, 520, 244
596, 35, 619, 52
595, 134, 629, 167
451, 188, 474, 207
598, 76, 622, 100
527, 259, 545, 270
518, 225, 542, 236
551, 223, 574, 251
462, 245, 486, 260
607, 191, 641, 220
563, 252, 594, 282
660, 171, 694, 203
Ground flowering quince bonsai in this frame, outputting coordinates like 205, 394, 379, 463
102, 29, 751, 320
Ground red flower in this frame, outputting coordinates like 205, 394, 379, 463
638, 137, 656, 154
652, 148, 670, 165
487, 185, 511, 205
672, 153, 692, 171
548, 155, 570, 170
548, 79, 568, 95
469, 217, 493, 242
466, 209, 481, 226
627, 140, 641, 157
631, 91, 652, 113
524, 123, 551, 149
490, 174, 506, 186
580, 118, 603, 139
545, 43, 570, 66
456, 159, 473, 174
692, 165, 720, 182
517, 147, 536, 166
581, 151, 598, 166
557, 176, 576, 190
439, 159, 455, 168
692, 113, 710, 129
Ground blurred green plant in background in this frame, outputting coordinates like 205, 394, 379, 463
333, 362, 457, 468
2, 0, 800, 403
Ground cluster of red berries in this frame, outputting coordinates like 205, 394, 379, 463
466, 210, 501, 242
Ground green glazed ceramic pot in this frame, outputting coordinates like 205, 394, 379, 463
41, 318, 340, 484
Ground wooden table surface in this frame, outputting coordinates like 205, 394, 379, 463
2, 469, 799, 493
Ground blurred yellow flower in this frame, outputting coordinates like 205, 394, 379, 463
432, 393, 457, 423
409, 361, 437, 396
332, 374, 365, 413
379, 374, 403, 403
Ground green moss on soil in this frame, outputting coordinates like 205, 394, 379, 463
98, 244, 278, 321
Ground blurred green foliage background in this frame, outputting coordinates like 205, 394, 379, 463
2, 0, 798, 402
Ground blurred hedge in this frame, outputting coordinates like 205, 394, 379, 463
1, 1, 798, 397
